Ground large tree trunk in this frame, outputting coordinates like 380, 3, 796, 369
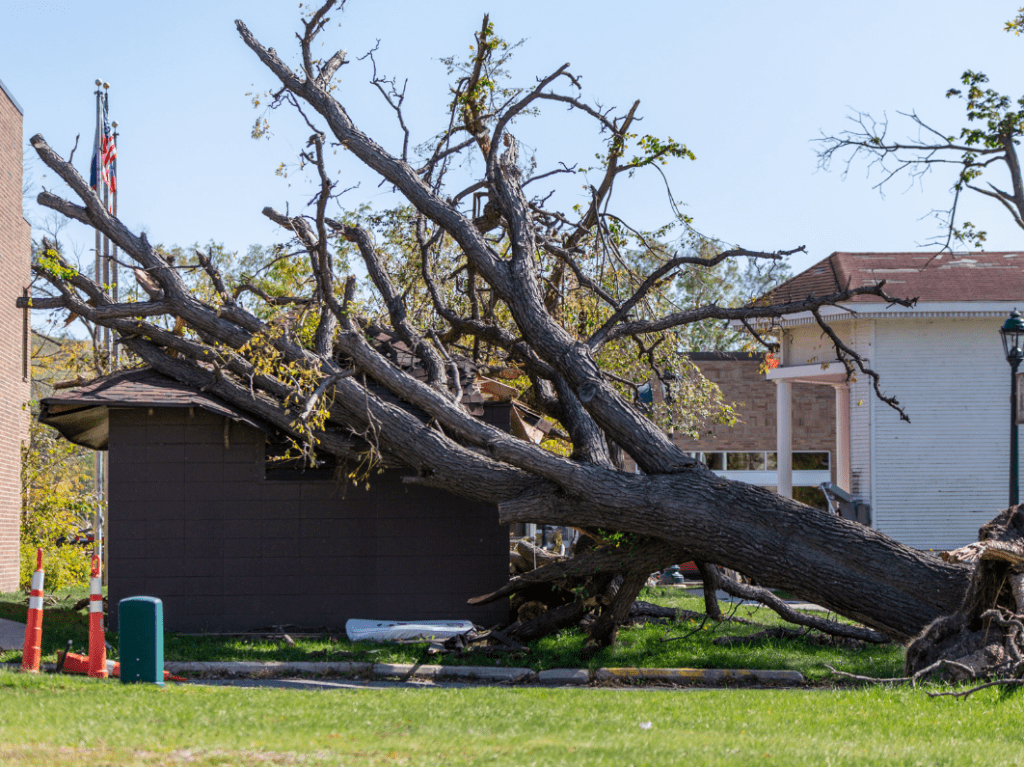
20, 1, 982, 654
498, 475, 969, 642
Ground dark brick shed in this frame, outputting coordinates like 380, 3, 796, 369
40, 369, 510, 632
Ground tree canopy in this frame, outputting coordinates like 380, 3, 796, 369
24, 1, 1004, 658
817, 8, 1024, 251
21, 330, 95, 590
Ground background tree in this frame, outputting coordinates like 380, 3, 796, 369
812, 8, 1024, 679
22, 1, 1010, 667
20, 313, 96, 591
817, 9, 1024, 250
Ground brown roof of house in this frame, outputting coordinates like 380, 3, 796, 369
39, 368, 269, 449
767, 251, 1024, 306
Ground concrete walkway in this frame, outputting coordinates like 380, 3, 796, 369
0, 618, 24, 651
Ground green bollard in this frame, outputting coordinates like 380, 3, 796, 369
118, 596, 164, 686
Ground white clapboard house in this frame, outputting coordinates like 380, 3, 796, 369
753, 251, 1024, 551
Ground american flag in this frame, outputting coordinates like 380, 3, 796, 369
89, 94, 117, 205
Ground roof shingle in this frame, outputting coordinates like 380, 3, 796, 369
39, 368, 269, 449
768, 251, 1024, 305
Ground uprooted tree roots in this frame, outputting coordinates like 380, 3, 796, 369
906, 504, 1024, 683
481, 535, 892, 650
481, 537, 675, 648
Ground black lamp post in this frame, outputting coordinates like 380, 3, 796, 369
1000, 309, 1024, 506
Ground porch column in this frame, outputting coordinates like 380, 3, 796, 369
776, 379, 793, 498
834, 383, 851, 493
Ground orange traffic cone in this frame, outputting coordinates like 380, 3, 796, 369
57, 651, 184, 683
21, 549, 44, 673
104, 659, 184, 683
60, 651, 91, 674
87, 555, 107, 678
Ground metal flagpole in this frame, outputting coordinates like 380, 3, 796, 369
110, 118, 119, 371
101, 84, 111, 370
99, 82, 116, 584
92, 81, 102, 359
92, 80, 104, 572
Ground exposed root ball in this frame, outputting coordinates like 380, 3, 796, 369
907, 505, 1024, 681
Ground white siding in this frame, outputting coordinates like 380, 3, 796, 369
871, 318, 1018, 550
785, 322, 852, 366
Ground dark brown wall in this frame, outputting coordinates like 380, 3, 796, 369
106, 407, 509, 632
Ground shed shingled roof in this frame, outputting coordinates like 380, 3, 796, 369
39, 365, 547, 451
39, 368, 269, 450
767, 251, 1024, 306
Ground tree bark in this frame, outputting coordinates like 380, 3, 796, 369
587, 571, 650, 648
498, 475, 969, 642
695, 560, 723, 621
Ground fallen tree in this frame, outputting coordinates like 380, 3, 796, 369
24, 1, 1007, 665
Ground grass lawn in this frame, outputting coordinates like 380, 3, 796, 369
2, 586, 904, 682
1, 587, 904, 682
0, 671, 1022, 766
1, 587, 1018, 765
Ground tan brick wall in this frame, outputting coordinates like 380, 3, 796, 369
0, 83, 31, 591
673, 354, 836, 477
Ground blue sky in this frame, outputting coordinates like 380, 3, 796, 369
2, 1, 1022, 277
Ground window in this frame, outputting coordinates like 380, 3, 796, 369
698, 451, 830, 492
726, 452, 766, 471
22, 287, 28, 381
700, 452, 724, 470
793, 452, 830, 471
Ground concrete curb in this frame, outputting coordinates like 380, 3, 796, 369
372, 663, 535, 683
537, 668, 590, 685
5, 661, 805, 686
162, 661, 534, 683
593, 667, 805, 685
164, 661, 373, 677
162, 662, 804, 686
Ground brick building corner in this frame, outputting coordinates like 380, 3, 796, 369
0, 77, 32, 591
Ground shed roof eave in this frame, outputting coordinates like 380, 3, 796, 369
39, 402, 109, 450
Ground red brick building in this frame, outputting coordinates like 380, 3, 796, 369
0, 77, 31, 591
674, 352, 836, 508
